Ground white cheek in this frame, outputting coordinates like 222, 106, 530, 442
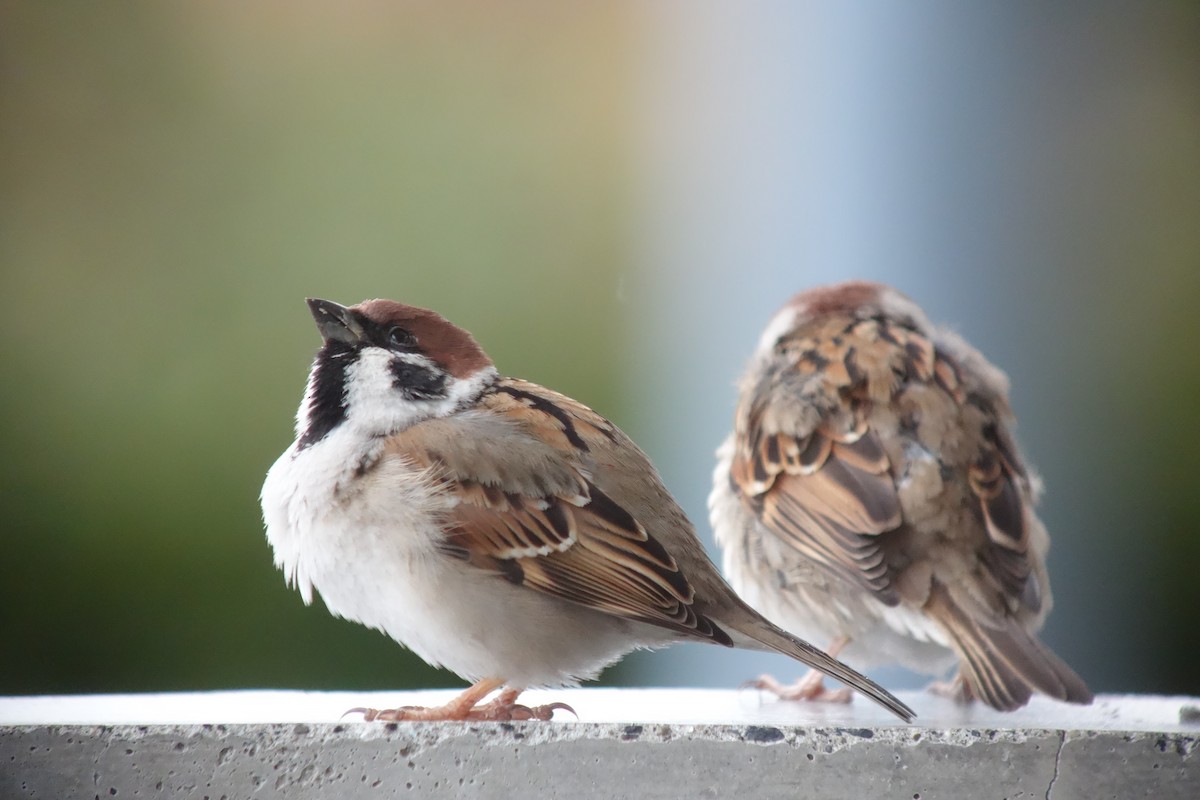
756, 306, 800, 354
344, 349, 497, 435
443, 365, 498, 407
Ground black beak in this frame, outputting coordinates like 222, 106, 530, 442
306, 298, 365, 346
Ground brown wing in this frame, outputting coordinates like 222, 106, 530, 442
732, 421, 902, 602
729, 314, 919, 603
966, 403, 1039, 611
924, 365, 1089, 709
390, 378, 733, 646
926, 581, 1092, 710
733, 311, 1045, 614
907, 334, 1040, 611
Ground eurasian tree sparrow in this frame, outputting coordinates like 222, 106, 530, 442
261, 298, 914, 722
710, 281, 1092, 711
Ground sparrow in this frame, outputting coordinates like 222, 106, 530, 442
710, 281, 1092, 712
260, 297, 915, 723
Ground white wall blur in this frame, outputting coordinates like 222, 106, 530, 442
620, 2, 1200, 690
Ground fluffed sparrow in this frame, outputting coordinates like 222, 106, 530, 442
710, 281, 1092, 711
261, 298, 915, 722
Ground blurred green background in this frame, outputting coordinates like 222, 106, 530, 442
2, 2, 1198, 699
1, 1, 638, 693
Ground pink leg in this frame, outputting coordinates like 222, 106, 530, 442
345, 678, 574, 722
927, 670, 974, 704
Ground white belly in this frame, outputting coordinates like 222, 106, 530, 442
262, 430, 669, 688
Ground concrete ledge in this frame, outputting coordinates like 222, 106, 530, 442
3, 690, 1197, 799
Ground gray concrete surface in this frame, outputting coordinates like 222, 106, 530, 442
2, 689, 1196, 799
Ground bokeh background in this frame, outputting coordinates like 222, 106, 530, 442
2, 2, 1198, 699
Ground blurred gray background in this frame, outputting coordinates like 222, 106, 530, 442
2, 2, 1197, 699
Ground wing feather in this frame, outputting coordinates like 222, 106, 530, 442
733, 413, 902, 602
730, 314, 1041, 612
392, 378, 734, 646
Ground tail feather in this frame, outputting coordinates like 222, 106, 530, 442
728, 617, 916, 722
926, 583, 1092, 712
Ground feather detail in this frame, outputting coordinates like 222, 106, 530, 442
925, 582, 1092, 711
966, 425, 1035, 606
730, 314, 912, 603
388, 378, 734, 647
716, 281, 1090, 710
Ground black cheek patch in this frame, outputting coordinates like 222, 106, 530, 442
389, 359, 448, 400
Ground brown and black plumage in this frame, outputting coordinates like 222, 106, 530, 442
711, 281, 1092, 711
264, 297, 915, 722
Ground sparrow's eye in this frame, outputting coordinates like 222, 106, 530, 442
387, 326, 417, 348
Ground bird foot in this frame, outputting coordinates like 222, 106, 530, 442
744, 672, 853, 704
346, 690, 576, 722
345, 704, 463, 722
347, 701, 575, 722
470, 698, 577, 721
927, 674, 974, 704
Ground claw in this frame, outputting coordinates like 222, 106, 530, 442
528, 701, 577, 721
342, 707, 376, 721
466, 700, 576, 721
344, 705, 420, 722
340, 681, 576, 723
744, 671, 853, 704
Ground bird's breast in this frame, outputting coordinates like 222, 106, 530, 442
261, 428, 450, 606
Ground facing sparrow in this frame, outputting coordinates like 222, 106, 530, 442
710, 281, 1092, 711
261, 298, 915, 722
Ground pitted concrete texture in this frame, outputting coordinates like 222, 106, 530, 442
2, 690, 1197, 799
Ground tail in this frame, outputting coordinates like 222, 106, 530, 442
926, 583, 1092, 712
727, 616, 916, 723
